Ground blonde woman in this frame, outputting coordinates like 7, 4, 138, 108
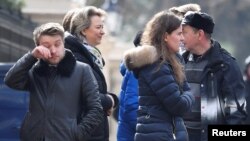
64, 6, 118, 141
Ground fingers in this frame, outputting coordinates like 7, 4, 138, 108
106, 108, 113, 116
40, 47, 51, 59
107, 94, 115, 108
32, 46, 51, 59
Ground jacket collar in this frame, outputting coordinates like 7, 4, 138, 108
34, 49, 76, 77
65, 33, 105, 68
183, 39, 232, 66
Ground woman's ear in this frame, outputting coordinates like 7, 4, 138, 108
81, 30, 86, 36
164, 32, 169, 43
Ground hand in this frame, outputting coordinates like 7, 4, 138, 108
107, 92, 119, 108
106, 107, 113, 116
107, 94, 115, 107
106, 94, 115, 116
32, 46, 51, 59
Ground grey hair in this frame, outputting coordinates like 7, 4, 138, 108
70, 6, 106, 43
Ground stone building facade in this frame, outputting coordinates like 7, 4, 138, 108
0, 4, 36, 62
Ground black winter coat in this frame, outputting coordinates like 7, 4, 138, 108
245, 81, 250, 124
4, 50, 103, 141
182, 40, 247, 140
65, 33, 118, 141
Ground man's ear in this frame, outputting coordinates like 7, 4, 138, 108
198, 29, 205, 40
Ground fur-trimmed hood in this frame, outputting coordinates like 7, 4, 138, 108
123, 45, 159, 70
34, 49, 76, 77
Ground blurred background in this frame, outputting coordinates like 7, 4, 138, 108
0, 0, 250, 140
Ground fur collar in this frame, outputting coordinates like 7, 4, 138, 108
34, 49, 76, 77
123, 45, 159, 70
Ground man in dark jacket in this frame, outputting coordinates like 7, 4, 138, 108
181, 12, 247, 141
244, 56, 250, 124
4, 22, 103, 141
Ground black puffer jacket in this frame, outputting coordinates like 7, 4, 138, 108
65, 33, 118, 141
4, 50, 103, 141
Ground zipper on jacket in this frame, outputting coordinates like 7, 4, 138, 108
172, 118, 176, 140
173, 133, 176, 140
210, 73, 215, 97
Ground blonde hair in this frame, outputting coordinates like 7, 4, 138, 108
62, 8, 80, 32
169, 3, 201, 18
70, 6, 106, 42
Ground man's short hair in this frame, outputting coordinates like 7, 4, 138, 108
33, 22, 64, 46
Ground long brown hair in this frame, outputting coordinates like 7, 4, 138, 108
141, 11, 185, 85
